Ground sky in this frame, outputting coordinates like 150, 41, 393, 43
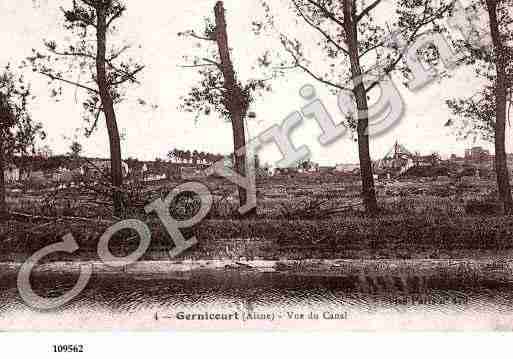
0, 0, 509, 166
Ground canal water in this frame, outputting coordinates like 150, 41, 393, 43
1, 269, 513, 330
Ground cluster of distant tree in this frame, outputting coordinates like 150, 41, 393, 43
4, 155, 74, 175
167, 149, 225, 165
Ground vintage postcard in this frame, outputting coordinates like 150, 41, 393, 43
0, 0, 513, 334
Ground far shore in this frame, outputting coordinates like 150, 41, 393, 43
3, 257, 513, 281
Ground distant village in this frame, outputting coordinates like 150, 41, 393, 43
371, 142, 498, 180
2, 142, 504, 189
273, 142, 500, 181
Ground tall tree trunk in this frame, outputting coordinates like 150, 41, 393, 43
214, 1, 255, 217
0, 138, 6, 220
343, 0, 379, 214
487, 0, 513, 214
0, 93, 9, 220
96, 4, 124, 217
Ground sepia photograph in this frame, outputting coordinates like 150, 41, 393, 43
1, 0, 513, 341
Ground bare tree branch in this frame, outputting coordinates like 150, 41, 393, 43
291, 0, 349, 56
37, 71, 99, 94
303, 0, 346, 29
356, 0, 382, 23
358, 39, 387, 58
183, 30, 216, 42
108, 44, 130, 61
179, 63, 217, 68
365, 1, 452, 92
46, 47, 143, 85
107, 5, 125, 27
109, 65, 145, 86
280, 44, 350, 91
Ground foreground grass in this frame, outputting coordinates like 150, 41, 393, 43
2, 212, 513, 262
1, 177, 508, 261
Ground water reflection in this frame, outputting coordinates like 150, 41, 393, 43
0, 269, 513, 329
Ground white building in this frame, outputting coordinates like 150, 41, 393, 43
335, 163, 360, 173
4, 164, 20, 183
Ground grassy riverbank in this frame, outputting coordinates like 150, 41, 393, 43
1, 177, 511, 262
2, 212, 513, 262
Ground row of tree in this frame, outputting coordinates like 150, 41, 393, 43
180, 0, 450, 214
180, 0, 513, 215
167, 149, 225, 165
2, 0, 512, 219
